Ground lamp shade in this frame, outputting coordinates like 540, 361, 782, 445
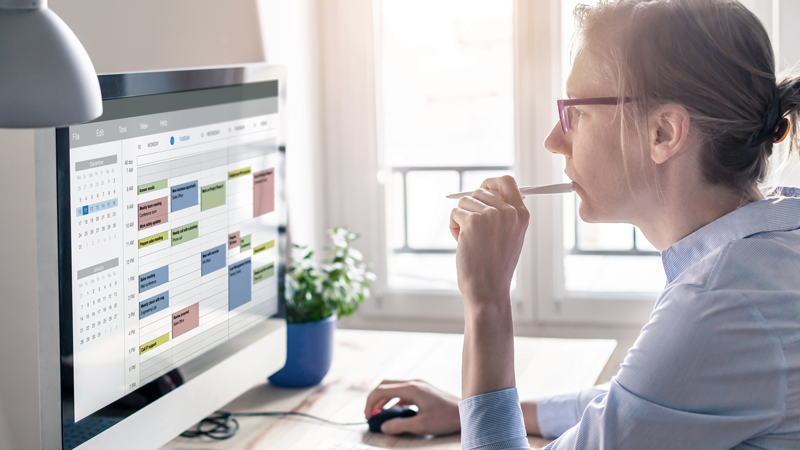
0, 5, 102, 128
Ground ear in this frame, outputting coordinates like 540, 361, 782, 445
649, 103, 691, 164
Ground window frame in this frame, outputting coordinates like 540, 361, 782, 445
322, 0, 658, 326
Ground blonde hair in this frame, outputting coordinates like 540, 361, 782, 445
573, 0, 800, 198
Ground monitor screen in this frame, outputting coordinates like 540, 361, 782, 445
56, 67, 286, 449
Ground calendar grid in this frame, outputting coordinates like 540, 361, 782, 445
69, 110, 281, 422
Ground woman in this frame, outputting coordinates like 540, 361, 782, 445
365, 0, 800, 448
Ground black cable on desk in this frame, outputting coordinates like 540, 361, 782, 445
180, 411, 368, 440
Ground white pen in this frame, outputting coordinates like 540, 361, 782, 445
446, 182, 574, 199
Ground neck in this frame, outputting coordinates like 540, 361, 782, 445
635, 183, 762, 252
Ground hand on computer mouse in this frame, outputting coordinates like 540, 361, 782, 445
364, 380, 461, 435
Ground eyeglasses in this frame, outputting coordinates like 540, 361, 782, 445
557, 97, 632, 134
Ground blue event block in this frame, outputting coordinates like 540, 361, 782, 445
171, 180, 199, 212
139, 265, 169, 293
139, 291, 169, 320
201, 243, 227, 276
228, 257, 252, 311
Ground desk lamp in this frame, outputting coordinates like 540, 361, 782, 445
0, 0, 101, 128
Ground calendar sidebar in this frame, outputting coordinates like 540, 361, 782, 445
69, 140, 127, 419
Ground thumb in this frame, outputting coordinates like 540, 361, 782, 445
380, 415, 424, 435
480, 175, 524, 209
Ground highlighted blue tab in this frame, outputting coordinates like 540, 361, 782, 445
139, 265, 169, 293
139, 291, 169, 320
76, 198, 118, 217
171, 180, 198, 212
201, 244, 227, 276
228, 258, 252, 311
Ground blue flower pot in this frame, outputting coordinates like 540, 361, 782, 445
268, 314, 337, 388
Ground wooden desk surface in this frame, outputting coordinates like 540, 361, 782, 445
167, 329, 616, 450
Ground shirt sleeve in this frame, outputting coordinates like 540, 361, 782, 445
543, 287, 786, 450
459, 388, 531, 450
535, 383, 610, 438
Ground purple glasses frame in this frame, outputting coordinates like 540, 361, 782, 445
557, 97, 632, 134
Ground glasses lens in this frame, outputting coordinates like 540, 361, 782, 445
559, 102, 569, 134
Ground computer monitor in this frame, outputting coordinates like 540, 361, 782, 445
35, 64, 288, 450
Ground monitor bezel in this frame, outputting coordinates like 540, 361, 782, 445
55, 64, 287, 450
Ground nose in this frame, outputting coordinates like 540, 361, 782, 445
544, 121, 571, 157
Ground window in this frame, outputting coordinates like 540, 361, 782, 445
379, 0, 515, 291
322, 0, 800, 325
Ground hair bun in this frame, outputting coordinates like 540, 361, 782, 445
750, 97, 782, 147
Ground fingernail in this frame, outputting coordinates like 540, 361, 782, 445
372, 409, 381, 416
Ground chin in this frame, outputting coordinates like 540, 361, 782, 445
577, 199, 613, 224
577, 203, 602, 223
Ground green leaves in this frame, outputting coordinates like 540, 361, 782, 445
285, 227, 375, 324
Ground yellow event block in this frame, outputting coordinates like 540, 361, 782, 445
253, 240, 275, 255
228, 166, 252, 180
140, 332, 169, 355
138, 231, 169, 249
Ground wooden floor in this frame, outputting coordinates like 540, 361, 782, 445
167, 329, 616, 450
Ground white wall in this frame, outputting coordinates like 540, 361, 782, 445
0, 1, 327, 448
49, 0, 265, 74
0, 129, 41, 450
257, 0, 327, 251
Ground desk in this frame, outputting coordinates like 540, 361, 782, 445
167, 330, 617, 450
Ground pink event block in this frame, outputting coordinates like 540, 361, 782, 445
228, 231, 241, 249
253, 168, 275, 217
171, 303, 199, 339
138, 196, 169, 231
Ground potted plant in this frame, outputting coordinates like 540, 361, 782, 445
268, 227, 375, 388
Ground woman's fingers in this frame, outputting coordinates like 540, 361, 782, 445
363, 380, 462, 436
364, 382, 421, 418
480, 175, 526, 210
380, 414, 427, 435
450, 191, 510, 242
468, 188, 507, 210
449, 207, 468, 242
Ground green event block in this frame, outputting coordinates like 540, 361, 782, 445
172, 221, 199, 246
240, 234, 252, 252
253, 262, 275, 284
253, 239, 275, 255
138, 179, 168, 195
201, 181, 226, 211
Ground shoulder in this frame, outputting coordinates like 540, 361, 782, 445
668, 228, 800, 295
619, 278, 787, 415
706, 232, 800, 292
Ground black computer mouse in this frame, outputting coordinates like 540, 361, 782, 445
367, 406, 418, 433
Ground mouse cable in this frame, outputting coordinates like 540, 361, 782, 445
180, 410, 368, 440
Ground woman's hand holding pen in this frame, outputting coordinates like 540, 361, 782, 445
449, 175, 529, 312
449, 175, 529, 399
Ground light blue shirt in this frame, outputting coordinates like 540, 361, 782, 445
459, 189, 800, 450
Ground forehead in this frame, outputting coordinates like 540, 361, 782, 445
565, 50, 616, 98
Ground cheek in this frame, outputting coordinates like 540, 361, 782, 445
571, 123, 631, 219
572, 124, 624, 186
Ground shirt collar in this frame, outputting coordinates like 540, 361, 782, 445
661, 187, 800, 284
